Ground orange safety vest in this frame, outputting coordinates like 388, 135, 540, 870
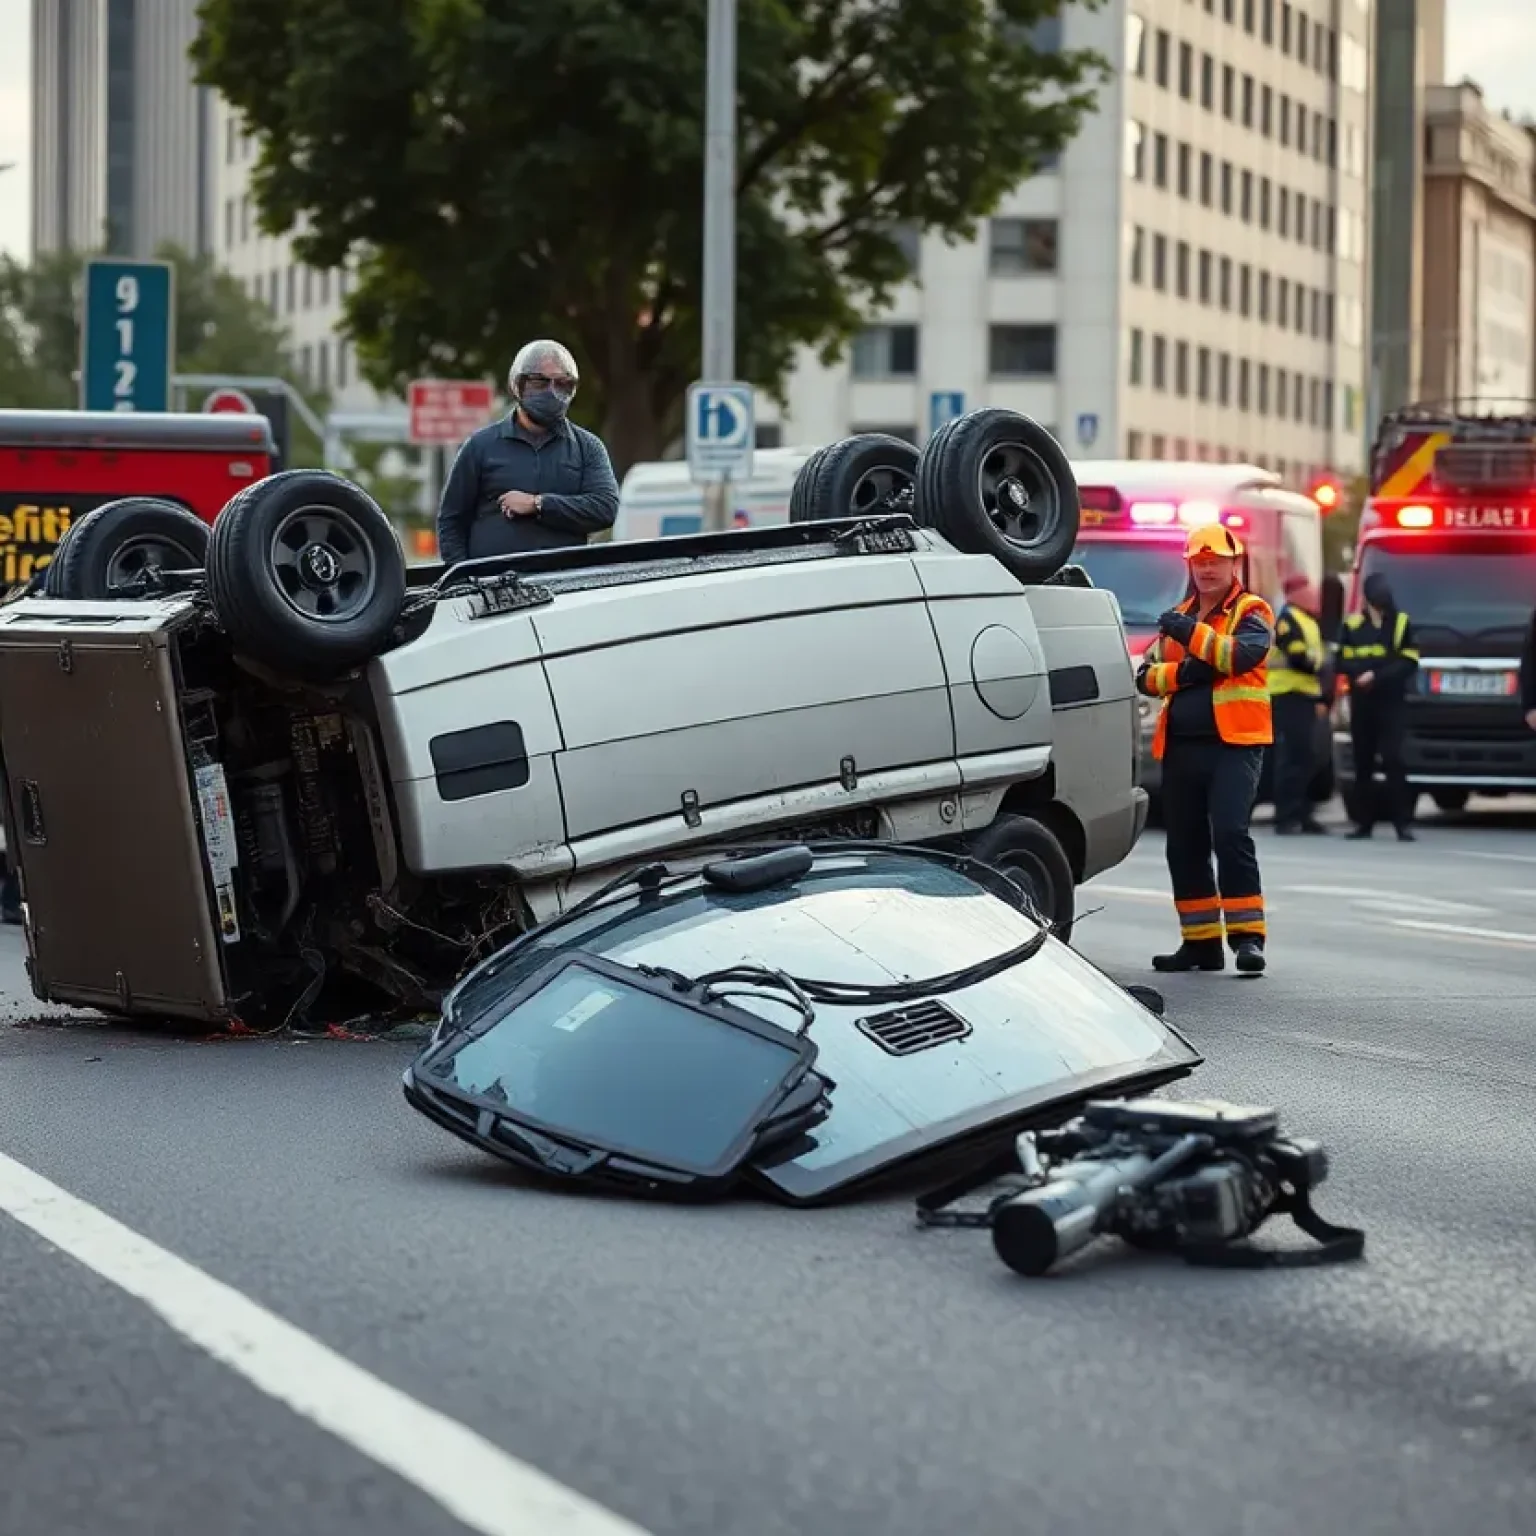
1148, 585, 1275, 759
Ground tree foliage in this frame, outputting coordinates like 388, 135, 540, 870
0, 244, 327, 460
194, 0, 1108, 470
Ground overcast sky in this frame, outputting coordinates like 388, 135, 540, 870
0, 0, 1533, 259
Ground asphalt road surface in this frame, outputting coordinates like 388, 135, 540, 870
4, 800, 1536, 1536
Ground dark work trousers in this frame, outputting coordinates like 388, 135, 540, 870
1271, 693, 1320, 828
1350, 698, 1411, 830
1161, 739, 1267, 950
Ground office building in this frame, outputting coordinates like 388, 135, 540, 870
779, 0, 1374, 484
29, 0, 211, 260
1367, 0, 1444, 424
1419, 82, 1536, 407
211, 101, 379, 410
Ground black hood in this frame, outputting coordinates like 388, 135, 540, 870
1362, 573, 1395, 612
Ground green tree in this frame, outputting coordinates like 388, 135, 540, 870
1322, 473, 1368, 575
193, 0, 1107, 472
0, 244, 328, 462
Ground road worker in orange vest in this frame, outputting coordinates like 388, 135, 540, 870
1136, 523, 1275, 976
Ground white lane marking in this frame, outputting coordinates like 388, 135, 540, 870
1458, 850, 1536, 866
0, 1151, 650, 1536
1084, 883, 1166, 901
1282, 883, 1488, 915
1390, 918, 1536, 949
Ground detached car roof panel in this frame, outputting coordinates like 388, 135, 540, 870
431, 849, 1198, 1202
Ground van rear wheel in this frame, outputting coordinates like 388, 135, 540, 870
788, 434, 918, 523
47, 498, 210, 600
915, 409, 1080, 585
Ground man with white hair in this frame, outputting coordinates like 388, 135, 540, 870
435, 339, 620, 566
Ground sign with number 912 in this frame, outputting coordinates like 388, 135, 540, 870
80, 258, 176, 414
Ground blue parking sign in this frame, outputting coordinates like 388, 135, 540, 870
80, 258, 175, 412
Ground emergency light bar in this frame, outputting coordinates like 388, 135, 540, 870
1124, 500, 1244, 528
1385, 501, 1533, 531
1078, 485, 1247, 531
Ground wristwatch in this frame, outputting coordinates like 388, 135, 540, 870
532, 495, 543, 515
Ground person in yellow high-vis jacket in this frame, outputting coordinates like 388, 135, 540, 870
1136, 524, 1275, 976
1269, 572, 1329, 836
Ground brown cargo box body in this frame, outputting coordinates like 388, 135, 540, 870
0, 603, 229, 1020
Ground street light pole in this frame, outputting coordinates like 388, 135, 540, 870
701, 0, 738, 532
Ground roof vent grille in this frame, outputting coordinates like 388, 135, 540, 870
854, 999, 972, 1056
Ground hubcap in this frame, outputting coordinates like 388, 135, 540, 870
849, 463, 916, 514
104, 535, 188, 592
270, 506, 377, 622
978, 442, 1059, 551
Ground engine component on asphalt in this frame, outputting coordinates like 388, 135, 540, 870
917, 1096, 1363, 1275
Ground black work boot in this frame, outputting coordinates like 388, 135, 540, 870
1300, 818, 1329, 835
1395, 824, 1416, 842
1233, 939, 1266, 975
1346, 824, 1373, 840
1153, 940, 1226, 973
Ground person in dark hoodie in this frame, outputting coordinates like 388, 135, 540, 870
435, 339, 620, 568
1337, 572, 1420, 840
1521, 605, 1536, 734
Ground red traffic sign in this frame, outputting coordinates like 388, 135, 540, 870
409, 379, 496, 445
201, 386, 259, 415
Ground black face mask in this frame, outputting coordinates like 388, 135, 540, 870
521, 389, 568, 428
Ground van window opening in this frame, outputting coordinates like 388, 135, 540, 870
1071, 540, 1190, 626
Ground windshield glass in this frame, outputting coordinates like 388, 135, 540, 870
1071, 540, 1190, 627
1358, 537, 1536, 645
444, 853, 1188, 1194
427, 961, 802, 1170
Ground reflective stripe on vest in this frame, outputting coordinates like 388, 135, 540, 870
1151, 589, 1275, 759
1340, 609, 1412, 662
1268, 604, 1323, 697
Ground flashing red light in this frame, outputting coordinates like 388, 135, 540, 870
1224, 512, 1246, 529
1310, 479, 1341, 512
1396, 505, 1433, 528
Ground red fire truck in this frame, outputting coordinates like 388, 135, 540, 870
1335, 402, 1536, 816
0, 409, 276, 593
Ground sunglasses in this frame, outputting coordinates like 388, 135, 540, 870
521, 372, 578, 398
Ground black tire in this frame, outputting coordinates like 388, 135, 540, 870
959, 812, 1076, 944
787, 434, 918, 523
787, 446, 830, 523
916, 409, 1080, 584
206, 470, 406, 680
47, 498, 209, 600
1431, 788, 1470, 814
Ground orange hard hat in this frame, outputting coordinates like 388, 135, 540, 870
1184, 522, 1245, 559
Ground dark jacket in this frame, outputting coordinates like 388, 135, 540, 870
1520, 607, 1536, 714
436, 414, 620, 566
1337, 606, 1419, 704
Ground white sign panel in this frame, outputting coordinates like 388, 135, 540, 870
687, 381, 755, 484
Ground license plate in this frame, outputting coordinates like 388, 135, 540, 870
1428, 670, 1515, 697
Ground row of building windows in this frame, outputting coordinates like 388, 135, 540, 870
1128, 227, 1364, 345
1123, 432, 1337, 488
882, 217, 1062, 280
1127, 327, 1357, 432
1138, 0, 1367, 88
850, 323, 1061, 380
1125, 127, 1366, 258
240, 262, 352, 321
1128, 18, 1341, 168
